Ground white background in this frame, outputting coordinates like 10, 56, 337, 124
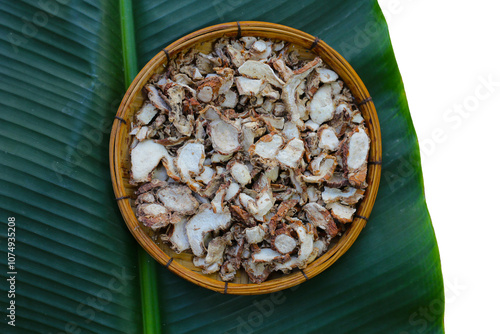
377, 0, 500, 332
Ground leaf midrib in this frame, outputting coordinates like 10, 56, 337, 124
118, 0, 161, 333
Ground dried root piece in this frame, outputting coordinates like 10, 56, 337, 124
303, 202, 339, 237
343, 125, 370, 188
268, 199, 298, 234
161, 217, 190, 253
186, 204, 231, 257
276, 138, 305, 169
245, 225, 267, 244
272, 227, 297, 255
274, 220, 315, 271
249, 133, 284, 165
238, 60, 285, 88
208, 119, 242, 155
252, 248, 290, 263
328, 202, 356, 224
166, 85, 194, 136
322, 187, 364, 205
136, 102, 158, 125
282, 57, 322, 127
242, 259, 272, 284
130, 140, 171, 183
157, 185, 199, 215
136, 203, 170, 230
175, 141, 205, 192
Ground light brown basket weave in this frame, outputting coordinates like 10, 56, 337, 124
110, 21, 382, 295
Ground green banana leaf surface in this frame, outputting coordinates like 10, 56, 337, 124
0, 0, 444, 333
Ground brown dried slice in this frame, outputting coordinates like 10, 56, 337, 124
325, 171, 350, 188
268, 199, 299, 234
225, 181, 241, 201
322, 186, 364, 205
196, 52, 218, 74
245, 225, 267, 244
304, 132, 321, 158
241, 121, 266, 151
166, 85, 194, 136
220, 259, 238, 282
328, 202, 356, 223
193, 256, 221, 275
289, 169, 307, 204
211, 183, 227, 214
229, 161, 252, 186
196, 76, 223, 103
216, 67, 234, 94
276, 138, 305, 169
301, 155, 337, 183
175, 141, 205, 192
316, 68, 338, 83
135, 178, 168, 195
274, 220, 315, 271
161, 216, 190, 254
238, 60, 285, 88
226, 44, 246, 67
272, 227, 298, 254
242, 259, 272, 284
303, 202, 339, 236
154, 136, 189, 147
208, 119, 242, 155
173, 73, 194, 86
195, 166, 215, 185
161, 151, 181, 182
220, 89, 238, 108
130, 140, 170, 183
282, 122, 300, 140
135, 102, 158, 125
258, 114, 285, 131
235, 76, 264, 96
260, 84, 280, 100
205, 233, 232, 265
343, 125, 370, 187
180, 65, 203, 80
252, 248, 290, 263
145, 84, 169, 112
136, 203, 174, 231
136, 192, 155, 204
186, 204, 232, 257
309, 152, 328, 176
309, 84, 335, 125
199, 104, 221, 121
318, 125, 340, 151
282, 57, 322, 127
306, 70, 321, 98
157, 185, 199, 215
198, 175, 223, 198
249, 132, 284, 164
253, 187, 275, 222
271, 57, 294, 82
230, 204, 253, 224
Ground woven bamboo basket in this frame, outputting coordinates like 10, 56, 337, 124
110, 21, 382, 295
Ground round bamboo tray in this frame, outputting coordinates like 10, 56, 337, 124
110, 21, 382, 295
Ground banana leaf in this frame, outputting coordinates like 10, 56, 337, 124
0, 0, 444, 333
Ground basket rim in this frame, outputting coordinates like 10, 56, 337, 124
109, 21, 382, 295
